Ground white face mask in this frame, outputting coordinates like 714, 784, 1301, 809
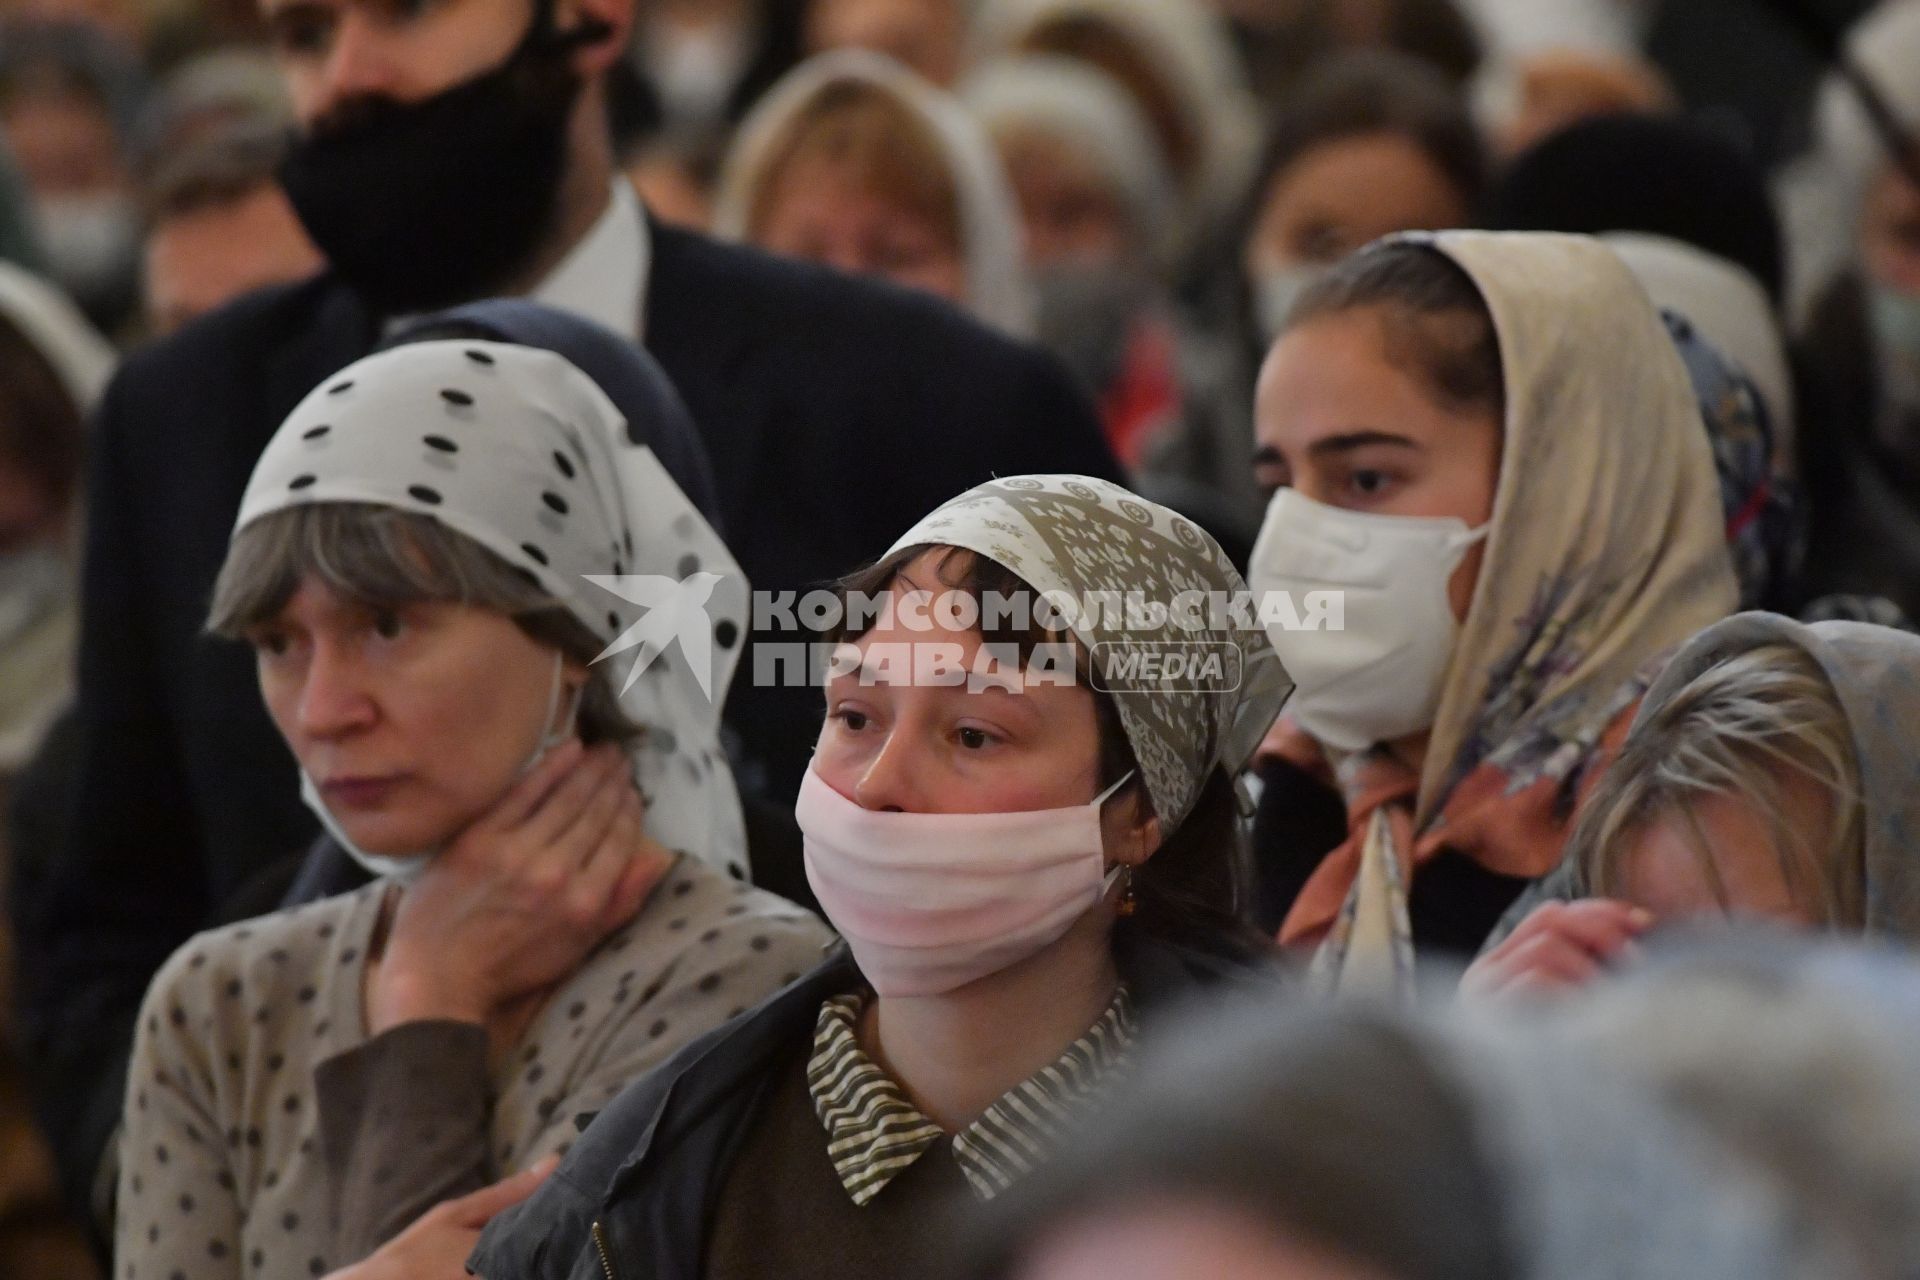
1246, 487, 1488, 753
300, 650, 584, 884
0, 543, 70, 649
796, 766, 1135, 997
1252, 260, 1330, 347
34, 193, 138, 304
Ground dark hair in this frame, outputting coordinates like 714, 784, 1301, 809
1245, 50, 1488, 242
1288, 238, 1504, 422
830, 545, 1267, 960
967, 1001, 1518, 1280
0, 313, 85, 519
1484, 113, 1785, 307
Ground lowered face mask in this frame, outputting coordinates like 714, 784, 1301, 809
797, 765, 1136, 997
301, 650, 584, 884
1246, 487, 1487, 753
35, 192, 139, 310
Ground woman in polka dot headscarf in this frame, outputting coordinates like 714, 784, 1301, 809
111, 308, 833, 1279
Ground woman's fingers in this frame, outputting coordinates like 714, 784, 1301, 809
516, 745, 621, 849
483, 737, 585, 834
1522, 899, 1652, 961
444, 1154, 562, 1230
1502, 931, 1606, 989
566, 789, 641, 921
548, 758, 632, 871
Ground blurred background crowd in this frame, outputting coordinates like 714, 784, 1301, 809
8, 0, 1920, 1276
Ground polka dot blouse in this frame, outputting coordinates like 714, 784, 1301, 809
114, 856, 832, 1278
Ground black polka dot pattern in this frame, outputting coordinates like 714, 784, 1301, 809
247, 340, 762, 930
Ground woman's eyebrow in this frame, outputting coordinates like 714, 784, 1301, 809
1307, 430, 1421, 459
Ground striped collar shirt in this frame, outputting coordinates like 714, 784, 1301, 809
806, 986, 1136, 1206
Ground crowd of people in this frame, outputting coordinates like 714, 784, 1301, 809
3, 0, 1920, 1275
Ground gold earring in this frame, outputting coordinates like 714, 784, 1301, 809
1117, 865, 1137, 918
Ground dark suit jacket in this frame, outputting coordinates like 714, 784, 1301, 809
15, 219, 1118, 1209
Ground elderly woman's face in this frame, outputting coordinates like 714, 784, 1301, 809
249, 575, 582, 853
756, 154, 969, 305
996, 127, 1132, 269
812, 549, 1155, 858
1253, 305, 1501, 622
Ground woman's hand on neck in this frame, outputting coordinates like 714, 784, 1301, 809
862, 908, 1122, 1132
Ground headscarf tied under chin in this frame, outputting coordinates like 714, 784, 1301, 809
713, 49, 1036, 339
886, 474, 1291, 831
235, 331, 751, 880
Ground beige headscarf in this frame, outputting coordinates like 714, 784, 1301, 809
1294, 231, 1740, 991
1416, 232, 1736, 813
889, 474, 1291, 830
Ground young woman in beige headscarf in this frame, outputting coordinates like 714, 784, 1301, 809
1245, 230, 1739, 993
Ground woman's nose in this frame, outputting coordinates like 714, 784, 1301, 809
850, 733, 920, 813
296, 643, 376, 738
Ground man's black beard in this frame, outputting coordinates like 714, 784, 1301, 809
279, 15, 592, 316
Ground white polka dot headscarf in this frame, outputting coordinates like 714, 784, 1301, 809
235, 338, 752, 879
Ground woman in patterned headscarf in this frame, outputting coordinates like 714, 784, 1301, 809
1469, 612, 1920, 996
468, 474, 1291, 1280
113, 320, 833, 1280
1245, 231, 1739, 994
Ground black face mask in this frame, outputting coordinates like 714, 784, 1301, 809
279, 9, 607, 316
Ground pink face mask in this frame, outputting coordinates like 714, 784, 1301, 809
796, 765, 1135, 997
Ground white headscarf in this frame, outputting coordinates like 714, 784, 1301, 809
1603, 231, 1797, 465
962, 53, 1178, 271
1456, 0, 1651, 56
714, 49, 1035, 338
968, 0, 1259, 240
235, 340, 751, 879
0, 260, 115, 410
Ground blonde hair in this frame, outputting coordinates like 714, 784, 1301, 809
1572, 644, 1863, 926
747, 78, 962, 250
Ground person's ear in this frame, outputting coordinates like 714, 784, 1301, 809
556, 0, 631, 76
1104, 786, 1163, 867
